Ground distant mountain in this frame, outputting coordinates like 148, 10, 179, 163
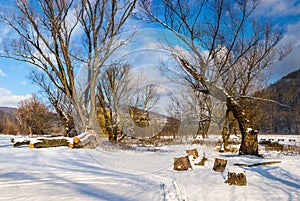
0, 107, 17, 114
254, 69, 300, 134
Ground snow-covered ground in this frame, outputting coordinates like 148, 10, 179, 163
0, 135, 299, 201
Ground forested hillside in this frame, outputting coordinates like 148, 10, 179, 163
249, 69, 300, 134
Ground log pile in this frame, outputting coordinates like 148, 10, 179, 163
10, 132, 99, 149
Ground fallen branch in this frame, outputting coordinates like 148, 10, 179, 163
234, 161, 281, 167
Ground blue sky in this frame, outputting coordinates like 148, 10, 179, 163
0, 0, 300, 107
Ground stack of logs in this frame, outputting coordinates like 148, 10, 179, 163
11, 132, 98, 149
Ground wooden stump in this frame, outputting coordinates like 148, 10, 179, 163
174, 155, 192, 171
225, 172, 247, 186
213, 158, 227, 172
186, 148, 199, 159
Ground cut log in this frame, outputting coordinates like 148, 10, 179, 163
225, 172, 247, 186
186, 148, 199, 159
72, 132, 98, 148
213, 158, 227, 172
29, 138, 69, 148
12, 139, 30, 147
234, 161, 281, 167
195, 154, 208, 166
174, 155, 192, 171
73, 136, 80, 144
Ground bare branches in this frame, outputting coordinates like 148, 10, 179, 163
1, 0, 137, 133
238, 96, 294, 110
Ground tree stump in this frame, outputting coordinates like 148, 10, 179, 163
186, 148, 199, 159
174, 155, 192, 171
213, 158, 227, 172
225, 172, 247, 186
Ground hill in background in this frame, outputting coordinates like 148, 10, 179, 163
249, 69, 300, 134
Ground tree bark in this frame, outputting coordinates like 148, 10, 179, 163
178, 57, 259, 155
226, 96, 258, 155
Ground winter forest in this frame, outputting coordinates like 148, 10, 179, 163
0, 1, 299, 200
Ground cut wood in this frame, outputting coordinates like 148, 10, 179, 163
73, 136, 80, 144
195, 154, 208, 166
225, 172, 247, 186
186, 148, 199, 159
71, 132, 98, 148
213, 158, 227, 172
174, 155, 192, 171
29, 138, 69, 148
234, 161, 281, 167
12, 139, 30, 147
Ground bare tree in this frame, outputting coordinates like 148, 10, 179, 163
30, 71, 76, 137
139, 0, 290, 155
97, 64, 160, 142
0, 0, 137, 137
16, 95, 53, 136
97, 64, 132, 142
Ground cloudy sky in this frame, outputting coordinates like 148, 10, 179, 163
0, 0, 300, 107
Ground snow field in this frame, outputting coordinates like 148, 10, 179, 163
0, 135, 299, 201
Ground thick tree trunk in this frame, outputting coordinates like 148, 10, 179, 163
178, 57, 258, 155
226, 96, 258, 155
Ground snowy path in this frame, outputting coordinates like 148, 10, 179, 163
0, 135, 299, 201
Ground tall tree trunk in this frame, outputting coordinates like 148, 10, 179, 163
226, 96, 258, 155
178, 58, 259, 155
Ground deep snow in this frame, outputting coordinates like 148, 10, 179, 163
0, 135, 299, 201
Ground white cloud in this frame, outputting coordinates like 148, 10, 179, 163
21, 81, 27, 85
259, 0, 300, 17
0, 69, 8, 77
0, 88, 31, 108
281, 21, 300, 47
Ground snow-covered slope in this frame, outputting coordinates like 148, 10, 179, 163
0, 135, 299, 201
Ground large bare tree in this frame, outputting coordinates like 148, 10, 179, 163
139, 0, 290, 155
0, 0, 136, 136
